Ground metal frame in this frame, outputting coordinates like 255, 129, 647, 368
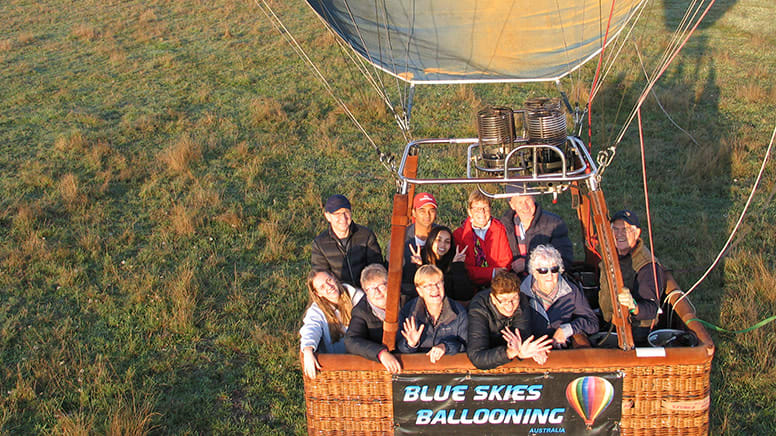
386, 136, 635, 350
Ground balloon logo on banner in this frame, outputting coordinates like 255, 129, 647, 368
565, 376, 615, 429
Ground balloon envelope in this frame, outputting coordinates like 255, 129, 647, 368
304, 0, 646, 84
566, 376, 615, 426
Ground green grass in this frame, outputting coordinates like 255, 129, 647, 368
1, 0, 775, 434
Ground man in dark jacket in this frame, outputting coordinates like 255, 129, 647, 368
467, 271, 553, 370
311, 194, 383, 288
501, 190, 574, 275
345, 264, 401, 373
599, 210, 666, 344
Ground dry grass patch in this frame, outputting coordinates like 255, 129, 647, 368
249, 97, 287, 126
257, 212, 289, 262
109, 49, 127, 66
216, 208, 243, 230
55, 131, 89, 153
681, 140, 730, 183
18, 32, 35, 45
737, 82, 767, 103
169, 203, 196, 236
0, 39, 12, 52
72, 24, 98, 41
58, 173, 83, 206
12, 204, 37, 234
160, 134, 201, 174
54, 411, 94, 436
139, 9, 157, 23
107, 397, 158, 436
166, 265, 197, 333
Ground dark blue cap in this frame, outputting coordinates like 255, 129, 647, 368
610, 209, 639, 227
324, 195, 351, 213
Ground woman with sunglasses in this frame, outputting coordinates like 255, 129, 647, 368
300, 270, 364, 379
397, 264, 468, 363
521, 245, 598, 347
405, 226, 475, 303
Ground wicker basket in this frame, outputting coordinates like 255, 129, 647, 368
303, 296, 713, 435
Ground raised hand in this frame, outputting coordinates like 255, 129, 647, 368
401, 316, 425, 349
518, 334, 553, 362
409, 244, 423, 265
453, 245, 468, 263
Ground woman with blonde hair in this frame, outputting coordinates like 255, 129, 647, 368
300, 270, 364, 379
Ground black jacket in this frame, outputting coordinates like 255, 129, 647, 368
466, 290, 551, 370
345, 298, 388, 361
501, 203, 574, 270
311, 221, 383, 288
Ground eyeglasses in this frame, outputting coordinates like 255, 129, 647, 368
470, 206, 490, 214
364, 282, 387, 294
418, 280, 443, 292
491, 293, 520, 307
534, 266, 560, 275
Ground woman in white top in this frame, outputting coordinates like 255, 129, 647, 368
300, 270, 364, 379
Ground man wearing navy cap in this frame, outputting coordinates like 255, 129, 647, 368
599, 209, 666, 343
311, 195, 384, 288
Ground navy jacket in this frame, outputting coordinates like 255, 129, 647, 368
501, 204, 574, 270
396, 296, 468, 355
520, 275, 598, 340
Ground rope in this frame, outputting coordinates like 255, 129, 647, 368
636, 108, 661, 330
586, 0, 618, 151
674, 123, 776, 305
255, 0, 396, 174
597, 0, 714, 179
688, 316, 776, 335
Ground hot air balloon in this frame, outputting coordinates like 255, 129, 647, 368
566, 376, 615, 429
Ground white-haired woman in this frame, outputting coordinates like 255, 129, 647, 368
521, 245, 598, 347
300, 270, 364, 379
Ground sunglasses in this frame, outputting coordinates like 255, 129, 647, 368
535, 266, 560, 275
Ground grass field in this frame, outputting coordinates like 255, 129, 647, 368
1, 0, 775, 434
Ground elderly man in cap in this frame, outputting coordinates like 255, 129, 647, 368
598, 210, 666, 343
311, 194, 384, 288
399, 192, 441, 298
501, 187, 574, 276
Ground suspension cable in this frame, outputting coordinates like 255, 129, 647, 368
675, 124, 776, 305
256, 0, 397, 174
636, 108, 662, 329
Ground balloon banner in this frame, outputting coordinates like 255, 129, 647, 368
393, 372, 623, 435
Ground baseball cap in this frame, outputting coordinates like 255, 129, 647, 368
610, 209, 640, 227
413, 192, 437, 210
324, 195, 351, 213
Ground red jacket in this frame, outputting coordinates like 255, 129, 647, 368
453, 217, 513, 286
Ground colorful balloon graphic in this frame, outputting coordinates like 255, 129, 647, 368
565, 376, 615, 429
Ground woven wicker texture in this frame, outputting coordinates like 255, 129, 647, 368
304, 359, 711, 435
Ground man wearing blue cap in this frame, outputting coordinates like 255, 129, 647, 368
598, 210, 666, 343
311, 194, 384, 288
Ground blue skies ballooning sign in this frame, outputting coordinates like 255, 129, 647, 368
392, 372, 623, 435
